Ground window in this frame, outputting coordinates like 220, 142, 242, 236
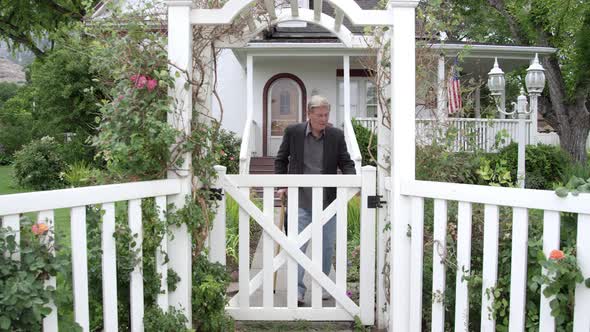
366, 82, 378, 118
270, 78, 301, 136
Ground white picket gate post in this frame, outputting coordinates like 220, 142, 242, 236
210, 165, 227, 265
166, 0, 193, 324
360, 166, 377, 325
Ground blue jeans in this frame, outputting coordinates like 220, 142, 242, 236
296, 208, 336, 298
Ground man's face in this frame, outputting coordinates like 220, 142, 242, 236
308, 106, 330, 131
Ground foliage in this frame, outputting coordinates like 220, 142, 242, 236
0, 218, 71, 331
0, 0, 97, 58
476, 158, 514, 187
28, 37, 103, 147
216, 128, 241, 174
0, 86, 34, 164
192, 255, 233, 332
62, 161, 103, 187
0, 82, 21, 108
416, 144, 482, 184
12, 136, 67, 190
554, 176, 590, 198
144, 306, 191, 332
495, 143, 571, 189
352, 119, 377, 166
538, 249, 589, 331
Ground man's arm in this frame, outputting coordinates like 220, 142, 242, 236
274, 126, 291, 174
337, 131, 356, 174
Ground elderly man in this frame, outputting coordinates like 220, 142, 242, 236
275, 95, 356, 305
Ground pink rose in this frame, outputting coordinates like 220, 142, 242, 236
135, 75, 147, 89
146, 79, 158, 91
130, 74, 139, 82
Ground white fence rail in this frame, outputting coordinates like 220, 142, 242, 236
0, 179, 182, 332
211, 166, 376, 324
384, 178, 590, 331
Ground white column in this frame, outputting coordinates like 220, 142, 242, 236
389, 1, 418, 331
344, 55, 351, 120
166, 0, 193, 324
436, 54, 446, 121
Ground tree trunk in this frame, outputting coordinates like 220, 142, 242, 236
541, 56, 590, 164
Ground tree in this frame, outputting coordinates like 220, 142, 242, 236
0, 0, 97, 58
423, 0, 590, 163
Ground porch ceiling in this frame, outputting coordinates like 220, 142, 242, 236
433, 42, 557, 78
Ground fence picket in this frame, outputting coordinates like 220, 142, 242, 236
39, 210, 58, 332
336, 187, 348, 309
455, 201, 472, 332
481, 204, 499, 332
573, 214, 590, 331
431, 199, 447, 332
71, 206, 90, 331
155, 196, 169, 311
508, 207, 529, 332
239, 186, 250, 308
312, 187, 323, 309
101, 203, 118, 331
540, 210, 560, 331
263, 187, 274, 308
409, 197, 424, 331
287, 187, 299, 309
128, 199, 143, 332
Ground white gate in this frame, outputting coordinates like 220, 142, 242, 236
209, 166, 377, 324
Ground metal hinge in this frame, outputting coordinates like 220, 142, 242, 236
367, 195, 386, 209
204, 188, 223, 201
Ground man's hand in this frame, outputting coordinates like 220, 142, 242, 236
277, 188, 287, 200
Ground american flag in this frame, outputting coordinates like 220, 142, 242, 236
447, 60, 462, 114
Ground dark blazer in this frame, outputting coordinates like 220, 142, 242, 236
274, 122, 356, 207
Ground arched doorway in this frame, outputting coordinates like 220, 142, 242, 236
263, 73, 306, 156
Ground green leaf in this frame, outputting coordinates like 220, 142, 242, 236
0, 316, 10, 330
555, 187, 569, 198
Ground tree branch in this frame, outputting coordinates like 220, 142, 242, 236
0, 20, 45, 57
485, 0, 527, 44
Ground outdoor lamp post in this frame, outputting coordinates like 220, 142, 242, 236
487, 54, 545, 188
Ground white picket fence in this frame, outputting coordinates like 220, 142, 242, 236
209, 165, 377, 324
384, 178, 590, 331
0, 179, 182, 332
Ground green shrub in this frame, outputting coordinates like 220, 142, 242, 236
352, 119, 377, 166
416, 144, 482, 184
496, 143, 571, 189
0, 87, 35, 164
216, 129, 240, 174
62, 161, 103, 187
0, 218, 71, 331
192, 255, 233, 332
12, 137, 67, 190
144, 307, 190, 332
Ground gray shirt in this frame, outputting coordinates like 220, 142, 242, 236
300, 122, 324, 209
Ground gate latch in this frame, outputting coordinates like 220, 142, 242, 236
367, 195, 386, 209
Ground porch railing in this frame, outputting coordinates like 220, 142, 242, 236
239, 118, 257, 174
384, 178, 590, 331
0, 179, 182, 331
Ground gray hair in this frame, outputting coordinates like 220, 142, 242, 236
307, 95, 330, 112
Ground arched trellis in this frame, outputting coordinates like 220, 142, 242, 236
165, 1, 419, 331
